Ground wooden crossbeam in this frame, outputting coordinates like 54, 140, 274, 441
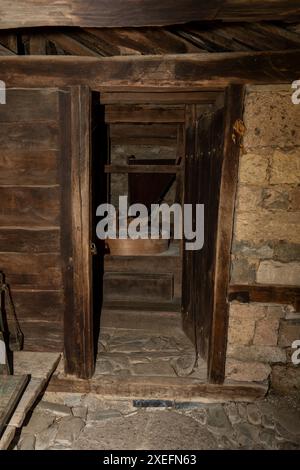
0, 50, 299, 90
105, 164, 179, 174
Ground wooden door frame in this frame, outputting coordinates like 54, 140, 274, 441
60, 85, 94, 379
207, 85, 245, 383
0, 53, 296, 380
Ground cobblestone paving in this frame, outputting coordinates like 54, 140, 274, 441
13, 393, 300, 450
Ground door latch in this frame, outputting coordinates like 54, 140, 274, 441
90, 242, 97, 255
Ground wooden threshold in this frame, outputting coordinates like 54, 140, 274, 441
48, 374, 268, 403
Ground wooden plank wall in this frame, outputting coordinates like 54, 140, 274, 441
0, 88, 65, 351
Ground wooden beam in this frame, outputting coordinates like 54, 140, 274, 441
46, 33, 101, 57
101, 91, 219, 104
0, 1, 220, 30
84, 27, 202, 55
48, 373, 268, 401
228, 285, 300, 311
105, 105, 185, 123
0, 51, 299, 91
105, 164, 178, 174
0, 1, 299, 29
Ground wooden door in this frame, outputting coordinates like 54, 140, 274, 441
182, 86, 245, 383
0, 86, 94, 378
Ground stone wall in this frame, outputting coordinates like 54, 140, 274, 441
226, 85, 300, 392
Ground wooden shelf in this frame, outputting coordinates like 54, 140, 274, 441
228, 284, 300, 310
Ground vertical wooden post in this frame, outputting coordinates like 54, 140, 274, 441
208, 85, 245, 383
61, 86, 94, 379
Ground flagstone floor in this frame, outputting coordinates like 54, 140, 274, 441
11, 391, 300, 450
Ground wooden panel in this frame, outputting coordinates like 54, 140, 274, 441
182, 104, 225, 373
0, 187, 60, 227
11, 290, 64, 322
0, 375, 29, 436
0, 122, 59, 150
0, 89, 59, 122
105, 254, 181, 298
19, 321, 63, 351
0, 1, 221, 29
0, 150, 59, 186
101, 92, 219, 104
110, 123, 178, 145
1, 52, 299, 91
0, 253, 62, 289
0, 228, 60, 253
105, 105, 185, 123
103, 272, 174, 302
182, 87, 245, 385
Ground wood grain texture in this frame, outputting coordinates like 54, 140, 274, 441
105, 105, 185, 123
0, 375, 29, 436
10, 289, 64, 322
0, 150, 59, 185
0, 89, 59, 122
0, 186, 60, 227
0, 51, 299, 91
19, 321, 63, 351
61, 86, 94, 379
208, 85, 245, 384
228, 285, 300, 311
48, 374, 268, 401
0, 228, 60, 253
0, 1, 221, 29
0, 1, 298, 29
100, 91, 219, 104
0, 122, 59, 150
110, 123, 178, 146
103, 272, 174, 302
0, 253, 62, 289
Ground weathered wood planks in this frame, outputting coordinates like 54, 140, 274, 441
0, 51, 299, 92
0, 1, 298, 30
0, 375, 29, 437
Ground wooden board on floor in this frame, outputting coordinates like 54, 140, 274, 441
48, 373, 268, 403
0, 375, 29, 436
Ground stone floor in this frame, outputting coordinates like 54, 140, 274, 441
93, 327, 207, 380
12, 392, 300, 450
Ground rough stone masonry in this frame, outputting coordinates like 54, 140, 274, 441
226, 85, 300, 392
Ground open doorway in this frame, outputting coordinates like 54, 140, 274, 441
90, 87, 245, 386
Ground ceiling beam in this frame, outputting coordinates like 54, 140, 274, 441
0, 1, 299, 30
0, 50, 299, 90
